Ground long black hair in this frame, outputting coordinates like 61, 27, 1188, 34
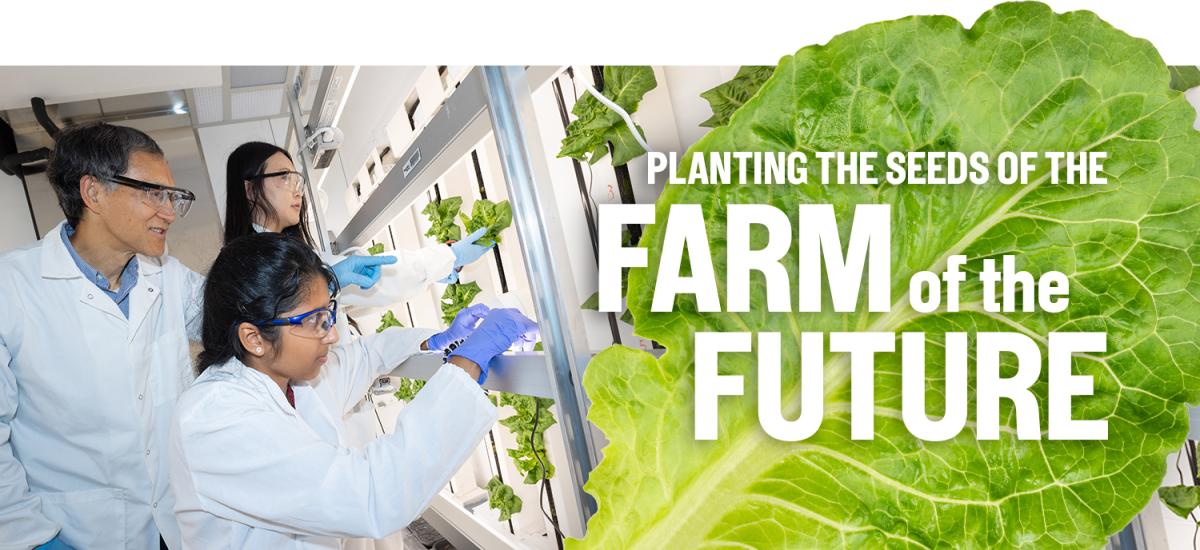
224, 141, 315, 247
197, 232, 338, 374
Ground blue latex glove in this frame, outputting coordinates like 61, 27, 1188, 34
37, 535, 75, 550
449, 228, 495, 269
450, 308, 540, 384
332, 254, 396, 290
437, 268, 460, 285
427, 303, 490, 351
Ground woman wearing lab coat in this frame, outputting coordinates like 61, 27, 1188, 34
221, 141, 492, 303
220, 143, 496, 550
169, 233, 538, 548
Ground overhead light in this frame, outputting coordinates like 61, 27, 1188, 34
172, 103, 188, 115
330, 66, 359, 128
229, 66, 289, 89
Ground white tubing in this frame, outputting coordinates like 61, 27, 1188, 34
584, 84, 653, 154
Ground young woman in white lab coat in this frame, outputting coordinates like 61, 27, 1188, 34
221, 141, 493, 303
220, 143, 497, 550
168, 232, 538, 548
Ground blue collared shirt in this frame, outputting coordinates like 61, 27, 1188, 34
61, 224, 139, 318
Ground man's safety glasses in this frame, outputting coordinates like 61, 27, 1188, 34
109, 175, 196, 218
252, 300, 338, 339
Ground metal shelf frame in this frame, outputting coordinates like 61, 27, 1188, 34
311, 65, 600, 535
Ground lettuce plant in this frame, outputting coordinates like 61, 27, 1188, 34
699, 66, 775, 129
574, 3, 1200, 548
460, 199, 512, 247
392, 378, 425, 402
494, 392, 557, 484
1158, 485, 1200, 520
486, 476, 523, 521
559, 66, 657, 166
441, 281, 482, 325
376, 310, 404, 332
422, 196, 463, 243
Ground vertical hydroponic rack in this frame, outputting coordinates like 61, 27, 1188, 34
286, 65, 677, 549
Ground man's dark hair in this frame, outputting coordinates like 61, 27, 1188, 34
46, 122, 164, 226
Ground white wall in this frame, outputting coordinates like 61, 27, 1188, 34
0, 172, 38, 252
21, 172, 61, 240
156, 126, 222, 273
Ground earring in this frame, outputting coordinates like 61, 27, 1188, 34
256, 347, 263, 354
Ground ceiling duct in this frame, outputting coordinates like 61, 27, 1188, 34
0, 116, 49, 176
31, 97, 61, 139
0, 98, 59, 176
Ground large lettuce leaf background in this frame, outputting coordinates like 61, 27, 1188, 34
574, 2, 1200, 548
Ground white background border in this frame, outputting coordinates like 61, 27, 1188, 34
2, 1, 1197, 65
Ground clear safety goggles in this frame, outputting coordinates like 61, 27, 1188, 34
252, 300, 338, 339
110, 174, 196, 218
255, 170, 306, 194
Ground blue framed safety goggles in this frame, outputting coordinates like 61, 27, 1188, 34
251, 300, 338, 338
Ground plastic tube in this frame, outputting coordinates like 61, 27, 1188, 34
583, 85, 653, 154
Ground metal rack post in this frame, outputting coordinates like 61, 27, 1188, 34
481, 66, 600, 528
286, 68, 331, 253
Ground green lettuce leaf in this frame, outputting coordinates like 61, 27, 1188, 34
376, 310, 404, 333
1158, 485, 1200, 520
496, 392, 557, 484
421, 197, 463, 243
367, 242, 385, 255
441, 281, 482, 325
574, 3, 1200, 548
392, 377, 425, 402
486, 476, 523, 521
559, 66, 657, 166
581, 267, 632, 325
699, 66, 776, 128
459, 199, 512, 247
1169, 66, 1200, 92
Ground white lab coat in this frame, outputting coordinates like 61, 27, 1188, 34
0, 221, 204, 550
253, 229, 455, 448
253, 230, 457, 550
168, 327, 497, 549
319, 242, 455, 550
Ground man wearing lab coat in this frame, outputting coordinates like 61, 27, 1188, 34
0, 122, 202, 549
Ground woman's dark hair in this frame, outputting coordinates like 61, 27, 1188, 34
47, 122, 164, 226
197, 232, 339, 374
223, 141, 315, 247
